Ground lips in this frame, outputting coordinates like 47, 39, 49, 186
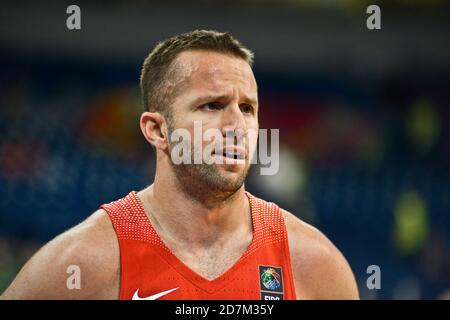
213, 147, 246, 160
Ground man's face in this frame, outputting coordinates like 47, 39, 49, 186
166, 50, 259, 197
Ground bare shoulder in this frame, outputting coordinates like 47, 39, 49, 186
1, 209, 120, 300
282, 209, 359, 300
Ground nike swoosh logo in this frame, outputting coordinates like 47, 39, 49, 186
132, 287, 179, 300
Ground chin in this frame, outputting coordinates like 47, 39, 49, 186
215, 170, 247, 190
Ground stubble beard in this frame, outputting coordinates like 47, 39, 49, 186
167, 122, 250, 206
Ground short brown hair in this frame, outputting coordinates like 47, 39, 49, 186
140, 30, 254, 115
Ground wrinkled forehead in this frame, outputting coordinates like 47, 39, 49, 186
171, 50, 258, 99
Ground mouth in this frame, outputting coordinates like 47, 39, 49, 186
212, 148, 246, 161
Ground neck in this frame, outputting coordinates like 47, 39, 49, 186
137, 170, 252, 247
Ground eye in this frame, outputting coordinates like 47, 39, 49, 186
199, 102, 224, 111
240, 104, 254, 114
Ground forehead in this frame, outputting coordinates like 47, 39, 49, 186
171, 50, 257, 101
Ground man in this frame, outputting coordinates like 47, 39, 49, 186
1, 30, 359, 300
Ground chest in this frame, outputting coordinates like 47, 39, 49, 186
118, 235, 297, 300
164, 235, 253, 281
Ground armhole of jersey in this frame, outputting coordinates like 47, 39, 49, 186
280, 208, 298, 300
101, 205, 126, 300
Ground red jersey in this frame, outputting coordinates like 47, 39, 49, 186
101, 191, 297, 300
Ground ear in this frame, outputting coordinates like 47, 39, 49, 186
140, 112, 169, 150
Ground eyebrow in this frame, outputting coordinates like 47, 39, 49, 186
191, 94, 258, 106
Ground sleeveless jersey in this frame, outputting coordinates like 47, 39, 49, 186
100, 191, 297, 300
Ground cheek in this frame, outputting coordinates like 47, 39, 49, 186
247, 125, 259, 154
185, 112, 220, 133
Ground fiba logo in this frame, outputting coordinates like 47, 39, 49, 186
259, 265, 284, 300
261, 268, 281, 290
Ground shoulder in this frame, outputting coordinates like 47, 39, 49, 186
281, 209, 359, 299
1, 209, 120, 300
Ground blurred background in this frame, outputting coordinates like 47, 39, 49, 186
0, 0, 449, 299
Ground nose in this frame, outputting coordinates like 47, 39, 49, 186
221, 103, 248, 142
